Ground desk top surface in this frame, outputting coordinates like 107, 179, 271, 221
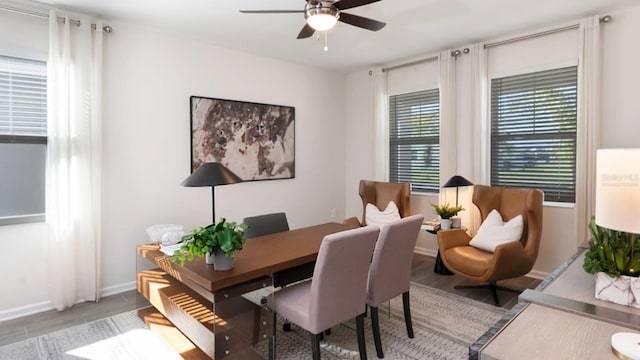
479, 249, 640, 360
138, 222, 354, 293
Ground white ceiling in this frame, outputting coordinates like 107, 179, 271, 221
29, 0, 639, 72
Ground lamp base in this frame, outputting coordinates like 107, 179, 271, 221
611, 332, 640, 360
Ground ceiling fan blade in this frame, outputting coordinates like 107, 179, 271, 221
239, 10, 304, 14
338, 12, 386, 31
297, 24, 315, 39
334, 0, 381, 11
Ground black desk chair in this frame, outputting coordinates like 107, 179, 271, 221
243, 212, 289, 238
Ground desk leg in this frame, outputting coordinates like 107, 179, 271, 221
434, 250, 453, 275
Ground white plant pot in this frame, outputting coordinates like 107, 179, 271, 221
595, 272, 640, 308
206, 252, 234, 271
441, 219, 451, 230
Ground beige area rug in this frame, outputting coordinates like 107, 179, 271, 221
258, 283, 507, 359
0, 283, 506, 359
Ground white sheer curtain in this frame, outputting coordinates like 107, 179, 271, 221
438, 51, 457, 206
465, 42, 488, 234
372, 67, 389, 181
47, 10, 103, 310
574, 16, 602, 246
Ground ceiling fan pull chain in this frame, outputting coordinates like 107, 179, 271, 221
324, 31, 329, 52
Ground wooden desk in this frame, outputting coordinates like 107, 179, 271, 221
137, 222, 353, 359
477, 249, 640, 360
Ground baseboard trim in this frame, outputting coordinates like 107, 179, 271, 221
0, 300, 53, 322
100, 281, 136, 298
527, 269, 549, 280
0, 281, 138, 322
414, 247, 437, 258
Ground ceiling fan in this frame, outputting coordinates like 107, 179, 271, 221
239, 0, 386, 39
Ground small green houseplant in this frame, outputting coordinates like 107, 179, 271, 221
171, 218, 247, 269
583, 216, 640, 278
583, 216, 640, 308
431, 203, 465, 219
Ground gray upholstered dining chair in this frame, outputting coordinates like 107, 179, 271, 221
367, 214, 424, 359
268, 226, 380, 360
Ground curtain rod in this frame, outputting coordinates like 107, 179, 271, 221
485, 15, 610, 49
382, 55, 438, 72
382, 14, 612, 71
0, 3, 113, 33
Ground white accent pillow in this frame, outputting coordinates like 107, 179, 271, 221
365, 201, 401, 227
469, 209, 523, 253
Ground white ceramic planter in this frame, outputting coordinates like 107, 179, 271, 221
206, 252, 234, 271
595, 272, 640, 308
441, 219, 451, 230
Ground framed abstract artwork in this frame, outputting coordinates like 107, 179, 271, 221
189, 96, 295, 181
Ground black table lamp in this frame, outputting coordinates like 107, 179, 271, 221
442, 175, 474, 206
181, 162, 242, 223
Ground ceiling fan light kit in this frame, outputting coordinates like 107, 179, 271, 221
240, 0, 386, 41
305, 1, 339, 31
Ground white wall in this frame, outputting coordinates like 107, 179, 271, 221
345, 3, 640, 277
602, 5, 640, 147
0, 4, 51, 315
1, 11, 347, 317
101, 21, 346, 291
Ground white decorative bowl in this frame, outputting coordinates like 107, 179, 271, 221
146, 224, 184, 244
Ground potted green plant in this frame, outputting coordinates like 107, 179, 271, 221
171, 218, 247, 271
431, 203, 464, 230
583, 216, 640, 307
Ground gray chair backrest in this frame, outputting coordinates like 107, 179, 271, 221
243, 212, 290, 239
367, 214, 424, 307
308, 226, 379, 334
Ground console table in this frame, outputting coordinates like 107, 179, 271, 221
475, 248, 640, 359
136, 222, 353, 359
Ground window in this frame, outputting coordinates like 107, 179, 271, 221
490, 66, 577, 203
389, 89, 440, 192
0, 55, 47, 225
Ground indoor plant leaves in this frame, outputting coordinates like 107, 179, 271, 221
584, 216, 640, 278
170, 218, 247, 266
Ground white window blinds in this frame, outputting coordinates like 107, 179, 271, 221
0, 55, 47, 137
389, 89, 440, 193
490, 66, 578, 203
0, 55, 47, 224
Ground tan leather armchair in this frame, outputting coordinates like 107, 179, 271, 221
344, 180, 411, 227
437, 185, 543, 305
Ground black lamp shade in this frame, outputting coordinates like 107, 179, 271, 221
442, 175, 473, 188
181, 162, 243, 187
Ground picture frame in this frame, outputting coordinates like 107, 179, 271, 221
189, 96, 295, 181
